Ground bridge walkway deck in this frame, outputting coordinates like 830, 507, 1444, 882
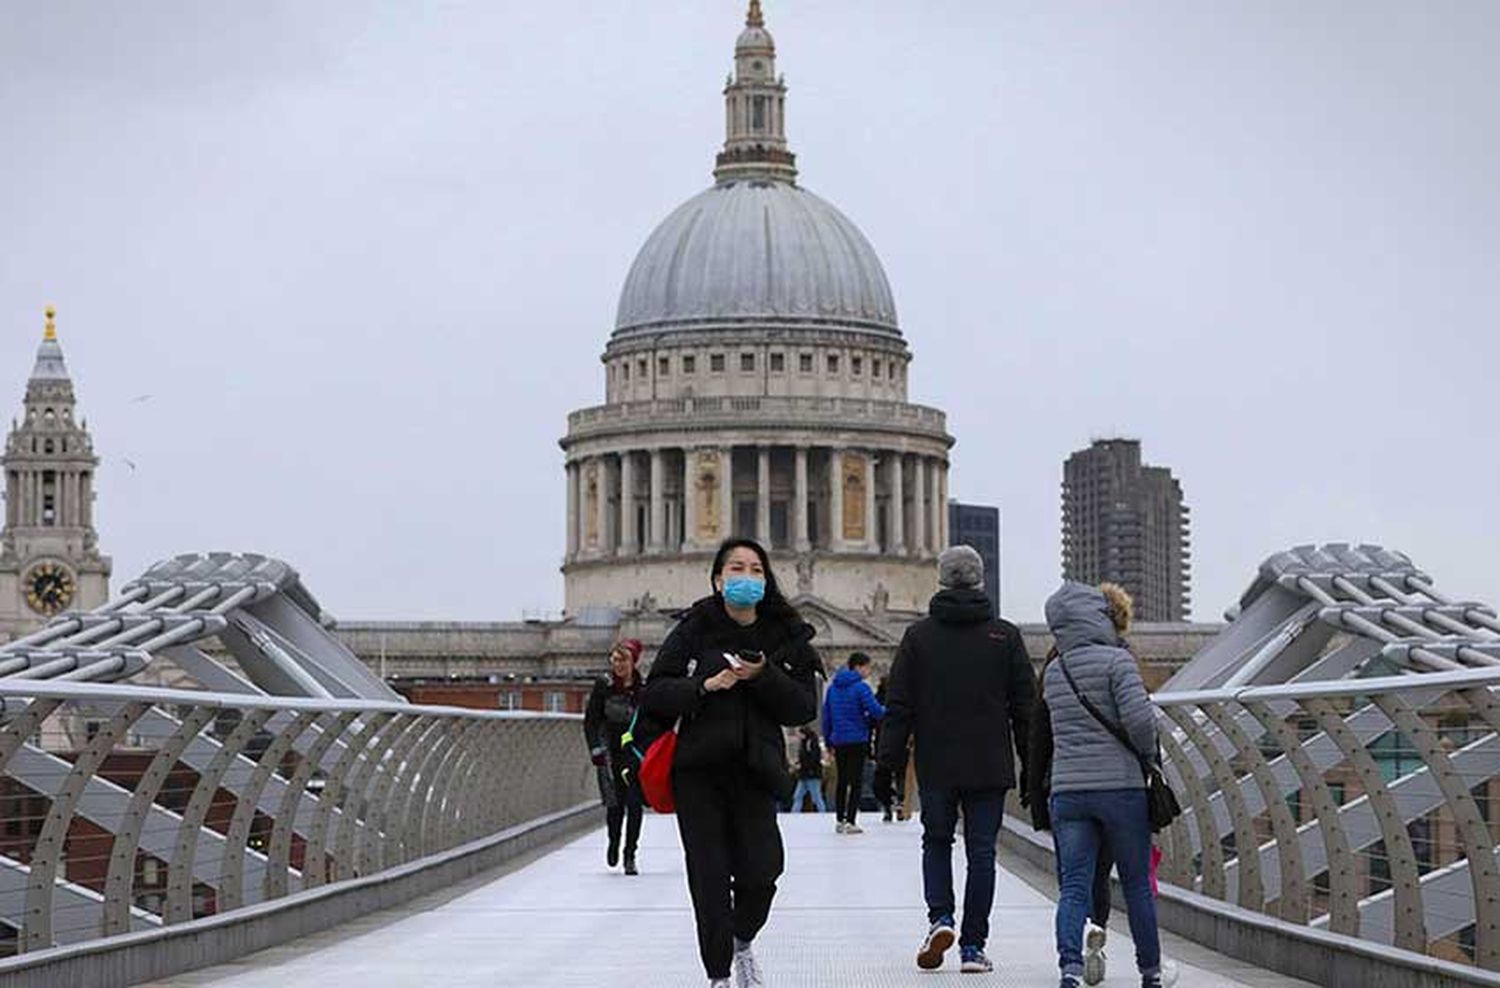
144, 813, 1309, 987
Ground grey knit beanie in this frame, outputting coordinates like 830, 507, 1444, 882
938, 544, 984, 589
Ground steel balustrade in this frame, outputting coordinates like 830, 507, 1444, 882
0, 680, 591, 955
1153, 665, 1500, 971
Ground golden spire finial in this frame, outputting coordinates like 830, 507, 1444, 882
747, 0, 764, 28
43, 306, 56, 342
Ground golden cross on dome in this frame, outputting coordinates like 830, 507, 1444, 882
43, 306, 56, 341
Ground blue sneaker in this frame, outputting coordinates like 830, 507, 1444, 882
917, 916, 956, 970
960, 946, 994, 973
1060, 975, 1083, 988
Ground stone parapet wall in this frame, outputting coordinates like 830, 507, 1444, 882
338, 610, 1223, 691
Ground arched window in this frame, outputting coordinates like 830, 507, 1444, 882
43, 439, 55, 455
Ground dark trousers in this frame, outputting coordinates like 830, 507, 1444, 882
920, 786, 1007, 949
833, 744, 867, 824
1092, 847, 1113, 926
674, 765, 785, 979
873, 761, 904, 813
605, 770, 643, 858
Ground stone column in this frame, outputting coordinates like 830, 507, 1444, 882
649, 449, 666, 554
912, 456, 928, 556
793, 446, 810, 552
682, 448, 699, 551
619, 452, 636, 555
864, 450, 878, 552
756, 446, 772, 546
938, 461, 950, 549
828, 448, 845, 552
929, 458, 944, 554
565, 461, 579, 558
924, 458, 936, 557
718, 447, 734, 541
888, 453, 906, 554
596, 455, 614, 558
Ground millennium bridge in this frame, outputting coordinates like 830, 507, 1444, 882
1, 545, 1499, 987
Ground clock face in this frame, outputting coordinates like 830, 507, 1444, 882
24, 562, 75, 616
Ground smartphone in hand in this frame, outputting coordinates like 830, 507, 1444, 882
722, 651, 745, 669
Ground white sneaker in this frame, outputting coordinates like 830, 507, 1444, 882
835, 821, 849, 834
1083, 921, 1107, 985
710, 980, 731, 988
1161, 959, 1180, 987
734, 940, 765, 988
845, 822, 864, 834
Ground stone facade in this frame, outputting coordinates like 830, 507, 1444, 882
337, 610, 1220, 696
0, 309, 110, 640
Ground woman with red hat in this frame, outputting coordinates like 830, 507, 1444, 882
584, 637, 646, 874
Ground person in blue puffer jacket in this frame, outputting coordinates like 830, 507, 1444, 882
822, 652, 886, 833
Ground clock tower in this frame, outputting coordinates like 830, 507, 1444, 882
0, 308, 110, 639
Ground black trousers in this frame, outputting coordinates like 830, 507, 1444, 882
606, 769, 643, 858
1092, 845, 1114, 926
674, 765, 785, 979
833, 744, 868, 824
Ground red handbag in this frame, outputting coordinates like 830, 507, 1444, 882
639, 718, 681, 812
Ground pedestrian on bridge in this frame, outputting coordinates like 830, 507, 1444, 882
584, 637, 646, 875
878, 544, 1035, 975
821, 651, 885, 833
787, 725, 829, 813
1042, 581, 1165, 988
642, 538, 821, 988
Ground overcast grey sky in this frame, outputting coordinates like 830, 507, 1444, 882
2, 2, 1496, 623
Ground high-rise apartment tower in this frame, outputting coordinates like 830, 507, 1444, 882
1061, 439, 1189, 621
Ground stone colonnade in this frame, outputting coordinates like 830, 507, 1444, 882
565, 445, 949, 561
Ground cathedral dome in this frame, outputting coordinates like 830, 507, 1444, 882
613, 181, 899, 339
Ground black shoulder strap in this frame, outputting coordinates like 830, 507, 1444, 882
1057, 655, 1150, 770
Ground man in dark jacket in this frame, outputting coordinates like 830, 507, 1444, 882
878, 545, 1035, 976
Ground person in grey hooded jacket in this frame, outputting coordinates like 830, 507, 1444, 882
1043, 581, 1164, 988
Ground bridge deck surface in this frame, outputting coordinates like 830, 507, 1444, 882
148, 813, 1307, 987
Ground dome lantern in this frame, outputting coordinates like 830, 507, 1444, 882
715, 0, 796, 185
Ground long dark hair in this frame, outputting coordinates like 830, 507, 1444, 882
709, 538, 802, 625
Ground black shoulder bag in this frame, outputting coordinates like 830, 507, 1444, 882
1058, 657, 1182, 833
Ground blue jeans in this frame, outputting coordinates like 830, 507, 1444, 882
788, 778, 827, 812
1051, 788, 1160, 978
919, 786, 1006, 949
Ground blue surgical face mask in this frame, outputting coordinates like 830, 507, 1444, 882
722, 576, 766, 608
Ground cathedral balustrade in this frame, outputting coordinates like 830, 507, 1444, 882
565, 394, 949, 441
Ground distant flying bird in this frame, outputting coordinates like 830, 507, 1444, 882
122, 459, 137, 472
129, 394, 153, 404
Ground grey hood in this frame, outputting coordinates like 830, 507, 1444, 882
1045, 581, 1119, 653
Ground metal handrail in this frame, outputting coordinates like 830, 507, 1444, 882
0, 678, 580, 721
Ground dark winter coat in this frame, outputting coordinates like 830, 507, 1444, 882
795, 733, 824, 780
641, 596, 821, 801
821, 668, 886, 746
877, 587, 1035, 791
583, 671, 643, 761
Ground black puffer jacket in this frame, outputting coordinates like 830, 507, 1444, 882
877, 587, 1035, 791
641, 596, 820, 801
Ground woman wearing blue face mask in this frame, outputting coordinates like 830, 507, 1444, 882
643, 538, 821, 988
